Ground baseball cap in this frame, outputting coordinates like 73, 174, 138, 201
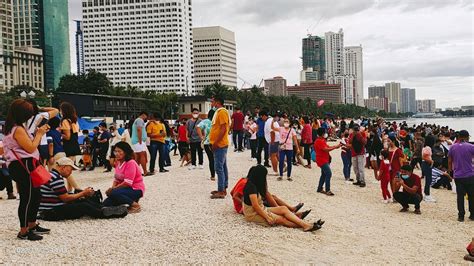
56, 157, 79, 170
459, 130, 470, 138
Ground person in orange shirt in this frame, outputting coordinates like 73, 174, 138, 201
209, 95, 230, 199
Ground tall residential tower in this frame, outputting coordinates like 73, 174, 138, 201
302, 35, 325, 81
344, 46, 363, 106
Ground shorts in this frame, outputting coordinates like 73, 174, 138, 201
269, 142, 280, 154
370, 155, 377, 161
243, 203, 279, 227
39, 145, 49, 160
132, 143, 147, 153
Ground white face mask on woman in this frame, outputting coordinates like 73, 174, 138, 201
192, 114, 199, 119
284, 123, 290, 128
323, 133, 328, 139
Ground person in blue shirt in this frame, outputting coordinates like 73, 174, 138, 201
256, 110, 270, 167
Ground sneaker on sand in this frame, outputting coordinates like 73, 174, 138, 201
424, 195, 436, 203
188, 165, 196, 170
17, 231, 42, 241
30, 224, 50, 235
198, 165, 204, 169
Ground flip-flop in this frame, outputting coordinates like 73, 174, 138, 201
301, 209, 312, 220
294, 203, 304, 213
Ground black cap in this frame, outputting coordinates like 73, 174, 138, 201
353, 124, 360, 131
459, 130, 470, 138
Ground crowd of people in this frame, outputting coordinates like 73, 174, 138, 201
0, 96, 472, 256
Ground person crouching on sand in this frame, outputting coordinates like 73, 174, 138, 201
231, 166, 310, 219
242, 165, 324, 232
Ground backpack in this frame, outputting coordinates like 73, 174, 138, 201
352, 134, 363, 154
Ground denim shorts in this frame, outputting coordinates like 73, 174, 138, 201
269, 142, 280, 154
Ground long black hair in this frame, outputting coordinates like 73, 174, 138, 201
114, 141, 134, 162
246, 165, 268, 199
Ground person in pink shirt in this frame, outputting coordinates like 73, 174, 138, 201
278, 118, 301, 181
105, 141, 145, 213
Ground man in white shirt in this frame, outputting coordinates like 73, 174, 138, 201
265, 113, 281, 175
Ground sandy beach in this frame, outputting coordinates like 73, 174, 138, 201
0, 143, 472, 264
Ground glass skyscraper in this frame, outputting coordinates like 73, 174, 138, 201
302, 35, 325, 80
39, 0, 70, 90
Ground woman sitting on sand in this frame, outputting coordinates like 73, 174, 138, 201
242, 165, 324, 232
104, 141, 145, 213
231, 166, 310, 219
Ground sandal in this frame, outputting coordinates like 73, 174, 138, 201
317, 190, 326, 194
304, 223, 322, 232
326, 191, 335, 196
294, 203, 304, 213
301, 209, 312, 220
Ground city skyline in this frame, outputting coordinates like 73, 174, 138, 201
68, 0, 473, 108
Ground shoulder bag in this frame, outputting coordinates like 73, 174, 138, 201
12, 151, 51, 188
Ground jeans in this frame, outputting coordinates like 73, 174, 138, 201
103, 187, 143, 206
352, 155, 365, 183
9, 158, 40, 228
164, 140, 171, 166
204, 144, 215, 178
149, 141, 165, 172
190, 142, 204, 166
257, 137, 269, 165
0, 168, 14, 193
250, 139, 257, 159
317, 163, 332, 192
341, 152, 352, 179
421, 161, 432, 196
394, 192, 421, 210
214, 147, 229, 192
232, 130, 244, 150
454, 177, 474, 218
279, 150, 293, 177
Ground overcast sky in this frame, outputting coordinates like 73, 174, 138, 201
68, 0, 474, 108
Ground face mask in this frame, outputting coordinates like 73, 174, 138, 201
192, 114, 199, 119
284, 123, 290, 128
379, 155, 384, 160
323, 133, 328, 139
212, 107, 217, 111
401, 174, 410, 180
383, 143, 389, 149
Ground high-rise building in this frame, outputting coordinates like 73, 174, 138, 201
364, 97, 388, 112
1, 0, 14, 92
416, 99, 436, 113
82, 0, 194, 94
389, 102, 398, 114
264, 76, 287, 96
344, 46, 363, 106
302, 35, 325, 80
75, 20, 84, 75
192, 26, 236, 93
400, 88, 416, 113
11, 46, 43, 89
368, 85, 386, 98
300, 68, 321, 83
326, 29, 353, 104
40, 0, 70, 90
385, 82, 401, 112
287, 83, 342, 104
13, 0, 41, 48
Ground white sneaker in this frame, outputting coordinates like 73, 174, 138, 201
345, 180, 352, 184
198, 165, 204, 169
388, 198, 393, 203
382, 199, 389, 204
188, 165, 196, 170
424, 195, 436, 203
248, 158, 254, 161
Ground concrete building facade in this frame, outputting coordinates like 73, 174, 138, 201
325, 29, 347, 103
385, 82, 401, 112
344, 46, 363, 106
75, 20, 85, 75
82, 0, 194, 94
364, 97, 388, 112
192, 26, 236, 93
368, 85, 386, 99
416, 99, 436, 113
264, 76, 287, 96
287, 83, 342, 104
400, 88, 416, 113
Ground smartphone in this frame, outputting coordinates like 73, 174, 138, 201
37, 117, 49, 127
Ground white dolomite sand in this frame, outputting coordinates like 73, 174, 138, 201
0, 147, 471, 264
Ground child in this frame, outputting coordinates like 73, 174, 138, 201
81, 130, 92, 171
465, 237, 474, 262
180, 150, 191, 167
377, 149, 392, 203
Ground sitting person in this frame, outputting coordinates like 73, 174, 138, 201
39, 157, 128, 221
465, 237, 474, 262
231, 166, 308, 218
393, 165, 423, 214
242, 164, 324, 232
104, 141, 144, 213
431, 163, 453, 190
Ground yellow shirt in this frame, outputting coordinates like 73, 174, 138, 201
146, 121, 166, 143
209, 108, 230, 148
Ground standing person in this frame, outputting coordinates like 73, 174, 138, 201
314, 128, 342, 196
98, 122, 112, 172
209, 96, 230, 199
46, 117, 66, 170
256, 111, 270, 167
410, 132, 424, 169
231, 107, 245, 152
422, 135, 436, 203
448, 130, 474, 222
146, 113, 168, 174
369, 128, 383, 181
278, 118, 300, 181
59, 102, 82, 192
377, 150, 393, 203
3, 99, 51, 240
163, 120, 172, 167
393, 165, 423, 214
340, 130, 353, 183
177, 119, 188, 159
301, 116, 313, 169
186, 108, 203, 170
387, 136, 404, 200
248, 119, 258, 161
348, 125, 368, 187
266, 113, 281, 176
197, 109, 216, 181
25, 99, 59, 165
131, 112, 151, 176
90, 126, 100, 170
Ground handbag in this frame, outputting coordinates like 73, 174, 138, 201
12, 151, 51, 188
